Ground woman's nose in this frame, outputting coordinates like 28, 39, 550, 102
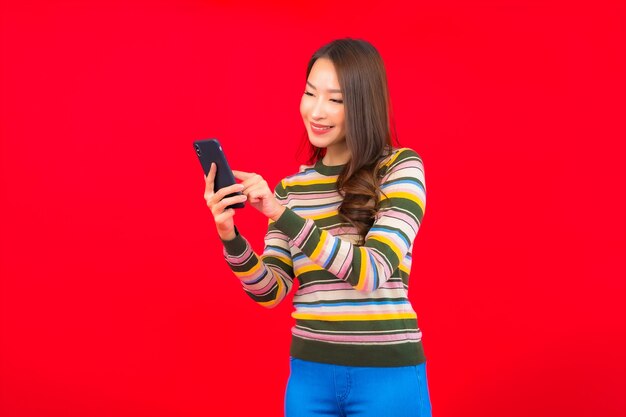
311, 98, 326, 119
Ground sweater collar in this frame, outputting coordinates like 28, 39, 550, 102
314, 159, 347, 176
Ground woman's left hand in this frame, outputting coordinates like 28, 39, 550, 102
232, 170, 286, 221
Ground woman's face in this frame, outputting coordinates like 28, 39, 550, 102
300, 58, 346, 149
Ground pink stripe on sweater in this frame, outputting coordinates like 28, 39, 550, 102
369, 249, 391, 279
383, 159, 423, 178
284, 191, 338, 204
245, 280, 276, 295
337, 243, 353, 278
296, 280, 406, 296
293, 308, 414, 316
375, 210, 418, 231
296, 282, 354, 295
225, 245, 254, 266
293, 219, 315, 247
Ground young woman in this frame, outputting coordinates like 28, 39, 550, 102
203, 38, 432, 417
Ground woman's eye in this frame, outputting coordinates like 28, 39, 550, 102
303, 91, 343, 104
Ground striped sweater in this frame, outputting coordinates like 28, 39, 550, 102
220, 147, 427, 367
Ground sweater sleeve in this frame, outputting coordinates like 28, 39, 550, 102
220, 181, 295, 308
272, 148, 426, 292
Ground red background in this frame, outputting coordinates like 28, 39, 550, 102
1, 1, 624, 416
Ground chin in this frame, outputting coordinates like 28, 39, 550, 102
308, 137, 334, 149
307, 131, 341, 148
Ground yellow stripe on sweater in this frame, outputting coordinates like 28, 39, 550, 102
263, 254, 293, 267
296, 264, 325, 275
306, 211, 339, 221
292, 312, 417, 321
232, 260, 262, 279
382, 147, 407, 170
257, 274, 284, 308
310, 230, 327, 260
368, 235, 403, 264
284, 177, 338, 187
355, 246, 368, 291
381, 191, 425, 212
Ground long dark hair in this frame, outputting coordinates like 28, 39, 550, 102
298, 38, 401, 245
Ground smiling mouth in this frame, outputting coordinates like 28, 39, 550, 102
311, 123, 334, 132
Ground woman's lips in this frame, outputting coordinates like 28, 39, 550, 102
310, 122, 334, 135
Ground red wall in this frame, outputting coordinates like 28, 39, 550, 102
1, 1, 624, 416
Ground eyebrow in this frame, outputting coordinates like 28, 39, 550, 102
307, 81, 342, 94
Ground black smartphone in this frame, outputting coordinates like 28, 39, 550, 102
193, 138, 245, 209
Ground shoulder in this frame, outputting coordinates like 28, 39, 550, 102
378, 148, 427, 213
274, 163, 318, 195
298, 162, 316, 173
379, 147, 424, 174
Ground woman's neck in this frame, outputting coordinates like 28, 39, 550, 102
322, 142, 351, 165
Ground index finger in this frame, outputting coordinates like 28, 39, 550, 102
232, 170, 254, 181
205, 162, 217, 185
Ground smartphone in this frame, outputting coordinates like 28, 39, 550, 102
193, 138, 245, 209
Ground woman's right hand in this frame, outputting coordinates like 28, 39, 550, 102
204, 163, 247, 241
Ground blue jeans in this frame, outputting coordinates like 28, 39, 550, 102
285, 357, 432, 417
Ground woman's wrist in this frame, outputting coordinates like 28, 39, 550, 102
218, 227, 237, 241
269, 205, 286, 222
